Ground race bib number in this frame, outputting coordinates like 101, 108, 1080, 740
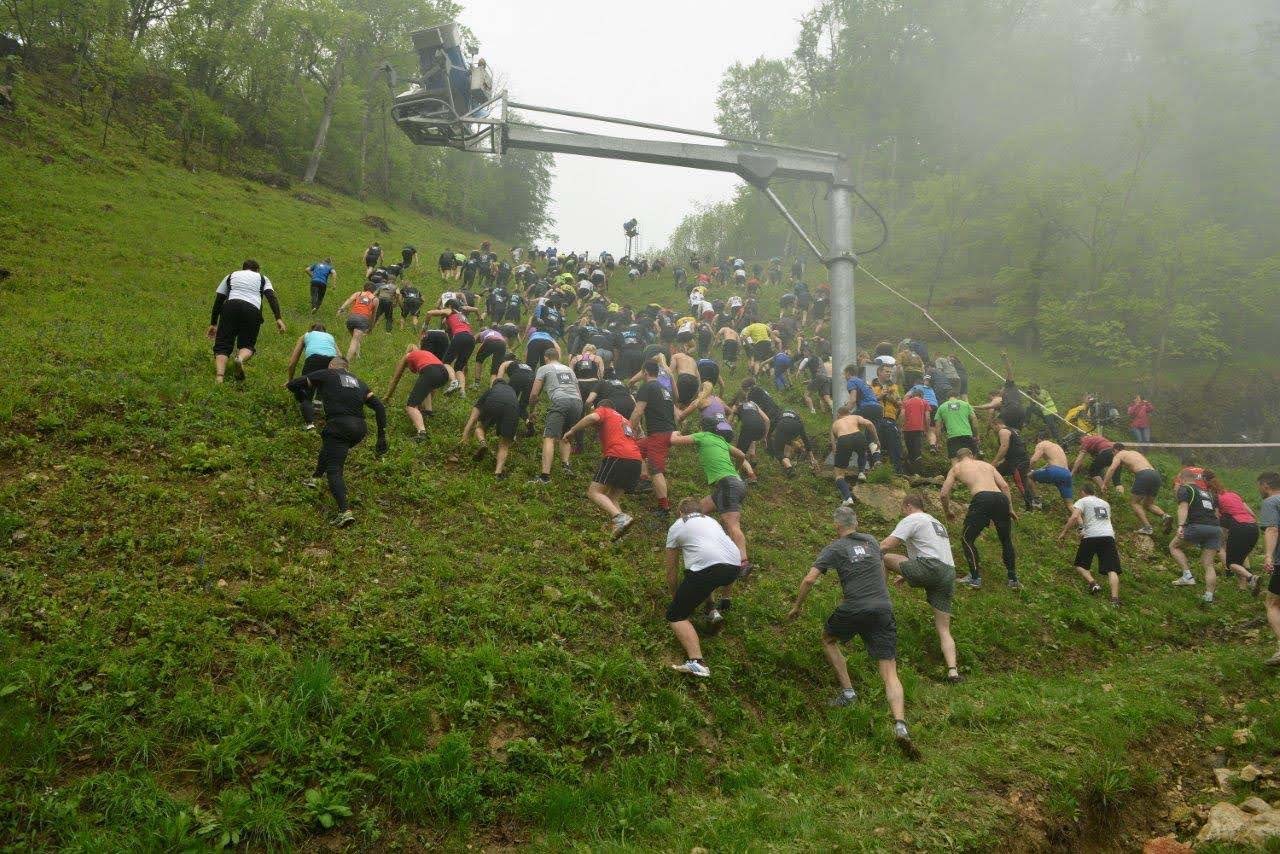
1093, 507, 1110, 520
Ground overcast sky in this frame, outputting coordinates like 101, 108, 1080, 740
456, 0, 816, 255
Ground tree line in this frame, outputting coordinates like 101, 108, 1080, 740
668, 0, 1280, 391
0, 0, 553, 241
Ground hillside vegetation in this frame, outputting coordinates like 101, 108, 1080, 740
1, 87, 1279, 852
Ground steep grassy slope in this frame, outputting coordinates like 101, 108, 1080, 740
0, 98, 1278, 852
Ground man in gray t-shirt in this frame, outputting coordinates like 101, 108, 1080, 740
526, 347, 583, 484
1257, 471, 1280, 665
787, 505, 917, 757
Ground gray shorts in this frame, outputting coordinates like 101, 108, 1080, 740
1181, 523, 1221, 551
711, 475, 746, 514
543, 397, 583, 439
1132, 468, 1162, 498
899, 556, 956, 614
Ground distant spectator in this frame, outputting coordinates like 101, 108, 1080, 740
1127, 395, 1155, 443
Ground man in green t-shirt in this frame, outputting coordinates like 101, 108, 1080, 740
671, 427, 757, 627
934, 392, 980, 459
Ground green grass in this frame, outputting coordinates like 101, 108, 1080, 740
1, 83, 1279, 852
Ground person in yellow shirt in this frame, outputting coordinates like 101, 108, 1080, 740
871, 364, 903, 472
741, 322, 776, 376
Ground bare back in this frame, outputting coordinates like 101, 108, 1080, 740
832, 414, 868, 438
1114, 449, 1153, 473
952, 457, 1002, 494
670, 350, 697, 376
1036, 440, 1068, 468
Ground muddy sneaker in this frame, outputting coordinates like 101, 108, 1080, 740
1006, 579, 1023, 591
303, 423, 316, 432
945, 671, 964, 684
331, 510, 356, 528
671, 659, 710, 678
1088, 583, 1101, 595
893, 720, 920, 759
828, 688, 858, 707
1199, 592, 1214, 605
472, 443, 489, 461
841, 497, 855, 506
705, 608, 725, 634
1136, 525, 1154, 535
1162, 515, 1175, 535
413, 430, 427, 443
1109, 597, 1121, 607
444, 379, 461, 395
1247, 574, 1261, 597
231, 354, 246, 382
1171, 573, 1196, 586
302, 477, 319, 490
959, 575, 982, 589
610, 513, 634, 540
527, 475, 550, 485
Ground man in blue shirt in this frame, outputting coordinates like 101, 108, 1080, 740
843, 365, 883, 421
306, 258, 335, 312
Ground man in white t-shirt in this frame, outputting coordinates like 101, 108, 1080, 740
879, 493, 962, 683
664, 498, 744, 678
1057, 481, 1122, 605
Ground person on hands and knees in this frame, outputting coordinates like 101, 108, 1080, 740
664, 498, 744, 678
562, 399, 642, 539
1058, 482, 1123, 605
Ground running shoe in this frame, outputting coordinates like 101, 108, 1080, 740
1007, 579, 1023, 591
302, 477, 319, 489
671, 660, 710, 678
303, 423, 316, 432
561, 463, 573, 476
1136, 525, 1154, 535
1110, 597, 1121, 607
1248, 574, 1261, 597
444, 379, 461, 394
611, 513, 635, 540
959, 575, 982, 589
945, 671, 964, 684
231, 354, 246, 382
857, 472, 867, 483
1199, 592, 1214, 605
413, 431, 427, 443
828, 688, 858, 707
472, 443, 489, 461
1031, 499, 1044, 511
1088, 583, 1101, 595
1171, 573, 1196, 586
527, 475, 550, 485
705, 609, 724, 633
893, 720, 920, 759
1266, 650, 1280, 667
1162, 515, 1175, 535
331, 510, 355, 528
841, 497, 856, 507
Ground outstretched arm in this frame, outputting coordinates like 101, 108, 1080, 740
561, 410, 600, 442
286, 336, 305, 379
939, 468, 957, 520
364, 393, 388, 455
386, 357, 409, 400
1057, 507, 1082, 540
787, 567, 822, 620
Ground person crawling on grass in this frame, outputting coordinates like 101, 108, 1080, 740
786, 505, 918, 758
385, 345, 457, 442
460, 375, 521, 478
879, 493, 962, 683
1057, 481, 1123, 606
664, 498, 744, 678
207, 259, 286, 383
285, 357, 387, 528
561, 399, 641, 540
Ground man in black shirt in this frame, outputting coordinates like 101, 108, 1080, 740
462, 379, 520, 477
631, 360, 677, 515
285, 358, 387, 528
787, 505, 916, 757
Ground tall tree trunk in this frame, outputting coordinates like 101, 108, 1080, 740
303, 51, 345, 185
357, 96, 371, 201
380, 95, 391, 201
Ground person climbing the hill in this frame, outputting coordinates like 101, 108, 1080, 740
1058, 482, 1123, 605
787, 505, 917, 757
562, 399, 641, 539
992, 414, 1039, 512
400, 245, 417, 271
424, 299, 480, 395
526, 346, 583, 485
495, 352, 535, 421
664, 498, 744, 678
934, 392, 980, 459
631, 359, 678, 516
461, 376, 520, 477
898, 388, 931, 474
305, 257, 335, 312
941, 448, 1020, 591
671, 426, 755, 586
1169, 467, 1222, 603
831, 406, 879, 501
399, 282, 424, 330
1070, 433, 1117, 493
769, 408, 818, 477
286, 357, 387, 528
1255, 471, 1280, 665
1024, 383, 1060, 441
1029, 438, 1075, 506
285, 323, 340, 428
385, 344, 457, 441
363, 242, 382, 277
207, 259, 285, 383
471, 326, 509, 386
1101, 444, 1173, 535
740, 377, 782, 444
741, 321, 775, 375
371, 272, 400, 332
671, 343, 701, 410
335, 283, 378, 361
730, 394, 770, 465
1203, 470, 1262, 596
871, 365, 903, 473
879, 493, 962, 683
716, 324, 740, 371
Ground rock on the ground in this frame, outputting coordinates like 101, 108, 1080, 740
1196, 803, 1251, 846
853, 483, 909, 519
1239, 763, 1263, 782
1214, 768, 1236, 791
1143, 834, 1192, 854
1240, 797, 1272, 815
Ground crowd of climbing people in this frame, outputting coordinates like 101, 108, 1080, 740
204, 240, 1280, 757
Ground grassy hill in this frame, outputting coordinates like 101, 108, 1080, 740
1, 91, 1278, 852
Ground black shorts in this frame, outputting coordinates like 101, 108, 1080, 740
1131, 468, 1161, 498
1224, 520, 1259, 567
527, 337, 555, 369
833, 432, 867, 470
346, 315, 372, 334
1088, 449, 1116, 479
677, 373, 700, 407
711, 475, 746, 513
752, 340, 773, 361
213, 300, 263, 356
302, 353, 334, 375
1073, 536, 1121, 575
808, 375, 830, 396
407, 364, 449, 407
736, 416, 766, 451
666, 563, 740, 622
401, 299, 423, 318
420, 330, 449, 359
1270, 566, 1280, 596
443, 331, 475, 370
824, 607, 897, 660
722, 340, 739, 362
478, 396, 520, 441
593, 456, 642, 490
946, 435, 978, 458
475, 338, 507, 371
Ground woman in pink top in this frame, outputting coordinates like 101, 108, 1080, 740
1205, 470, 1262, 595
1127, 395, 1155, 444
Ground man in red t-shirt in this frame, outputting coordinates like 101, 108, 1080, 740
1071, 433, 1118, 492
900, 389, 931, 474
563, 399, 642, 539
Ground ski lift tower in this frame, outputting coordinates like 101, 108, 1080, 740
390, 23, 862, 418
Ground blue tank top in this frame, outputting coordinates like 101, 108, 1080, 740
303, 331, 339, 359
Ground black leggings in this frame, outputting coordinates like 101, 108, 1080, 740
998, 459, 1034, 510
309, 282, 327, 310
293, 354, 334, 423
961, 491, 1017, 581
314, 416, 366, 512
374, 299, 395, 331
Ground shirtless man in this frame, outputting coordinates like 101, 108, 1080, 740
1102, 443, 1173, 535
940, 448, 1020, 591
1029, 439, 1075, 508
716, 325, 741, 371
670, 343, 702, 412
831, 406, 880, 503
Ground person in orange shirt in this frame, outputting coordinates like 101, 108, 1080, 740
336, 283, 378, 361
